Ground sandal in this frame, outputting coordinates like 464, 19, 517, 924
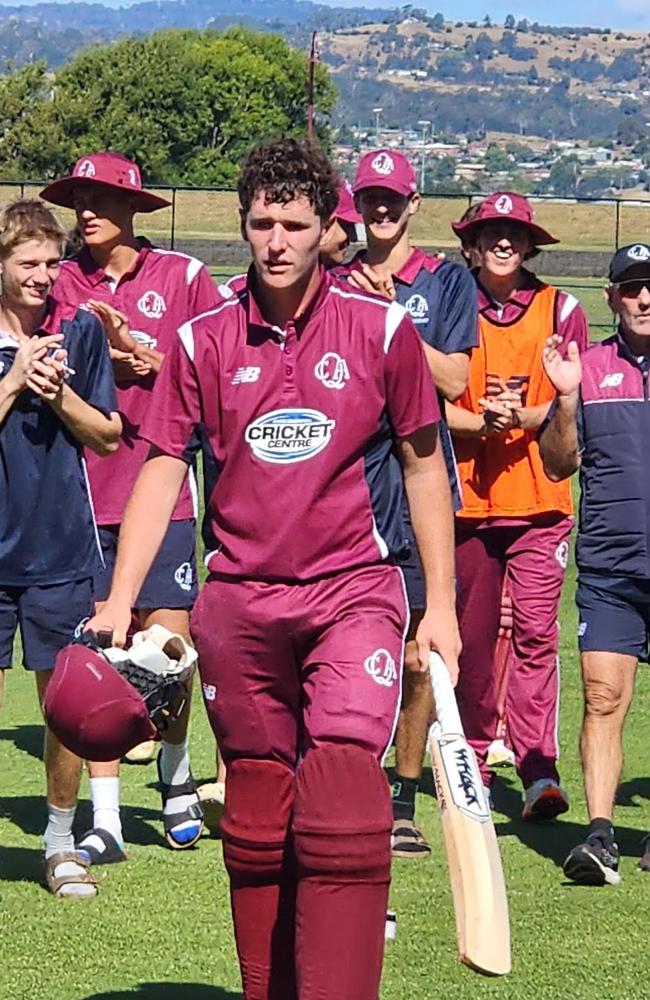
44, 851, 99, 899
157, 752, 204, 850
77, 828, 128, 866
391, 818, 431, 859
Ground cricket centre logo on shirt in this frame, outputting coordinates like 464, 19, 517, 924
314, 352, 350, 390
137, 290, 166, 319
404, 293, 429, 324
245, 408, 335, 464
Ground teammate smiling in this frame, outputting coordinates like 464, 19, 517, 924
342, 148, 477, 858
42, 152, 219, 860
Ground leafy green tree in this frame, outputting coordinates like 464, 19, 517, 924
483, 141, 510, 173
0, 28, 336, 185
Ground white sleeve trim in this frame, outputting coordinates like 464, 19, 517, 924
177, 321, 195, 361
384, 301, 406, 354
186, 257, 203, 285
559, 293, 579, 323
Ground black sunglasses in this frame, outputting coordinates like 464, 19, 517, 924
616, 279, 650, 298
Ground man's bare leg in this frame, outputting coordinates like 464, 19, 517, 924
36, 671, 95, 897
391, 610, 433, 857
580, 651, 637, 821
563, 650, 638, 886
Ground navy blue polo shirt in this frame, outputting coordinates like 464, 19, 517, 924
0, 302, 117, 587
347, 248, 478, 509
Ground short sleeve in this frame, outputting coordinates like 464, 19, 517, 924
140, 325, 203, 464
189, 264, 220, 316
384, 305, 440, 438
430, 261, 478, 354
556, 293, 590, 354
67, 312, 117, 417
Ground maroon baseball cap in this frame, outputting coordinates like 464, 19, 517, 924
40, 152, 171, 214
352, 149, 418, 197
336, 180, 362, 224
451, 191, 558, 246
44, 644, 157, 762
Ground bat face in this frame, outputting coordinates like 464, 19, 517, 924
435, 735, 491, 822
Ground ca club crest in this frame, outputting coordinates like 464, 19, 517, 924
174, 561, 194, 592
314, 352, 350, 390
137, 290, 166, 319
76, 159, 96, 178
364, 648, 398, 688
494, 194, 513, 215
371, 152, 395, 176
405, 293, 428, 323
627, 244, 650, 262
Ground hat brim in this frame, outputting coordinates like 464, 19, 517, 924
451, 216, 559, 246
610, 261, 650, 284
352, 179, 416, 198
40, 176, 171, 213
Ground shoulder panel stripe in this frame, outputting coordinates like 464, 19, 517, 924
384, 300, 406, 353
559, 292, 579, 323
177, 321, 195, 361
328, 284, 391, 310
186, 256, 203, 285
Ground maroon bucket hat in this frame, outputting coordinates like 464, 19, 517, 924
452, 192, 559, 246
40, 152, 171, 214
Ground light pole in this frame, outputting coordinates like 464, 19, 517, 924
418, 119, 431, 191
373, 107, 383, 146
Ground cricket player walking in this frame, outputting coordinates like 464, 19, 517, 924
85, 138, 460, 999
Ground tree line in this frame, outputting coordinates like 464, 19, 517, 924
0, 28, 335, 184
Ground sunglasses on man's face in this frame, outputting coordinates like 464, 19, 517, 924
616, 279, 650, 298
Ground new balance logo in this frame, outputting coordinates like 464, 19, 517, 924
599, 372, 624, 388
232, 366, 261, 385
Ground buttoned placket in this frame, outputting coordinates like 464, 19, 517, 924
281, 321, 297, 396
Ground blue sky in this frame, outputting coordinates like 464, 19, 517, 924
325, 0, 649, 30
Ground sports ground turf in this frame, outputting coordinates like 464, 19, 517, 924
1, 276, 647, 1000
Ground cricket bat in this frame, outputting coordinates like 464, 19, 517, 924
428, 652, 511, 976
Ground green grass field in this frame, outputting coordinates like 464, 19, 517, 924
0, 271, 645, 1000
2, 546, 649, 1000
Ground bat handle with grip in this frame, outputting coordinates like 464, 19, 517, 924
429, 652, 464, 736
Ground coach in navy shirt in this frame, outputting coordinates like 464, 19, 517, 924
343, 149, 478, 858
0, 200, 120, 898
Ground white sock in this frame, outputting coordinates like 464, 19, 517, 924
89, 776, 123, 843
159, 740, 190, 787
44, 803, 76, 858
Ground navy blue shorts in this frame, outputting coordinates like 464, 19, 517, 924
0, 578, 93, 671
576, 573, 650, 663
398, 536, 425, 611
95, 519, 198, 610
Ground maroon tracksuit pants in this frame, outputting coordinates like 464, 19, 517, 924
454, 514, 573, 788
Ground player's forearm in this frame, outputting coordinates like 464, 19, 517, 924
403, 446, 456, 611
48, 386, 122, 456
109, 453, 189, 608
423, 345, 468, 402
445, 400, 488, 437
517, 401, 551, 432
539, 392, 581, 481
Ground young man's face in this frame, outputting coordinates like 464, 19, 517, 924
242, 192, 327, 290
319, 218, 356, 266
476, 221, 533, 279
355, 188, 419, 243
0, 238, 61, 310
607, 279, 650, 341
73, 186, 135, 248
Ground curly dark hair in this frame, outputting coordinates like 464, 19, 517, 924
238, 138, 339, 222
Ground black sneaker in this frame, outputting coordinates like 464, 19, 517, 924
563, 832, 621, 886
